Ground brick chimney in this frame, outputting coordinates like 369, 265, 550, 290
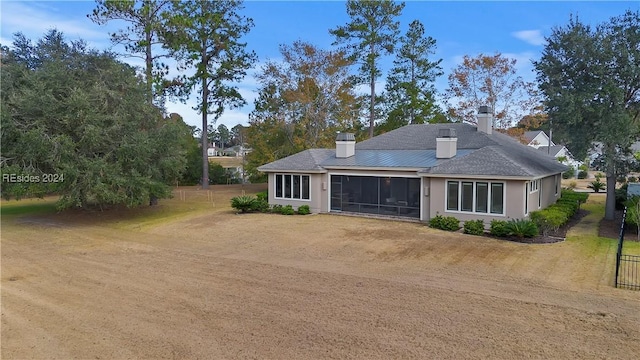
477, 106, 493, 135
336, 132, 355, 158
436, 128, 457, 159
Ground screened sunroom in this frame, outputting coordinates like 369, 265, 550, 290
330, 175, 421, 218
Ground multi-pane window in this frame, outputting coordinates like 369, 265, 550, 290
530, 179, 540, 192
275, 174, 310, 200
446, 180, 504, 215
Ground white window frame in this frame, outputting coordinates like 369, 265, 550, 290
274, 174, 311, 201
530, 179, 540, 193
445, 179, 506, 216
524, 182, 529, 215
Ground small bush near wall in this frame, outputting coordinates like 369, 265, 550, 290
530, 209, 568, 236
280, 205, 295, 215
256, 191, 268, 202
463, 220, 484, 235
505, 219, 538, 238
490, 220, 510, 237
429, 214, 460, 231
297, 205, 310, 215
562, 166, 575, 179
577, 170, 588, 179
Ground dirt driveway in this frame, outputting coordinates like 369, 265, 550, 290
2, 187, 639, 359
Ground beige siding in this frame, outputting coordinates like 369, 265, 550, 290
267, 173, 323, 213
429, 178, 531, 224
526, 174, 560, 214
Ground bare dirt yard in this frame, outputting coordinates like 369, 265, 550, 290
2, 187, 639, 359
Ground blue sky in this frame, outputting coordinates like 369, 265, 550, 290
1, 1, 638, 130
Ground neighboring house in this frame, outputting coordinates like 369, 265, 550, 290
209, 156, 245, 182
523, 130, 555, 148
258, 108, 568, 223
537, 145, 582, 169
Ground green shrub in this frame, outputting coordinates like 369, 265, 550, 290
562, 166, 575, 179
587, 180, 605, 193
280, 205, 295, 215
256, 191, 268, 202
578, 164, 588, 171
231, 195, 257, 213
251, 198, 270, 213
616, 184, 628, 210
297, 205, 311, 215
490, 220, 510, 237
271, 204, 283, 213
530, 209, 568, 236
429, 214, 460, 231
506, 219, 538, 238
463, 219, 484, 236
577, 170, 588, 179
628, 176, 637, 183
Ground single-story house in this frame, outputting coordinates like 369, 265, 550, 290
258, 108, 568, 223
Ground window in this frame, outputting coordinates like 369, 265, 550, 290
447, 181, 459, 211
461, 182, 473, 212
524, 182, 529, 215
275, 174, 310, 200
491, 183, 504, 214
476, 182, 488, 213
446, 180, 505, 215
538, 182, 542, 208
530, 179, 540, 193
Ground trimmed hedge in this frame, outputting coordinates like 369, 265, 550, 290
429, 214, 460, 231
463, 219, 484, 235
297, 205, 311, 215
490, 220, 510, 237
529, 189, 588, 236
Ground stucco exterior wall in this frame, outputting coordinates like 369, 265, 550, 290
429, 178, 533, 224
267, 172, 324, 213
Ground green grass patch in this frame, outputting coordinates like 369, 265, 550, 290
565, 195, 618, 256
0, 198, 58, 217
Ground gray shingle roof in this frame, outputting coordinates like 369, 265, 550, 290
258, 123, 568, 178
524, 130, 545, 143
537, 145, 566, 157
257, 149, 334, 172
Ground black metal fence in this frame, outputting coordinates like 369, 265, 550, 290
615, 207, 640, 290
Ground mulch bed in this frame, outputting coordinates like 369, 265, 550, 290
486, 209, 589, 244
599, 208, 639, 241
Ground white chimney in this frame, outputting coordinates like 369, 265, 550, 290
477, 106, 493, 134
436, 128, 457, 159
336, 133, 355, 158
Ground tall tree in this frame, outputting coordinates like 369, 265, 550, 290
330, 0, 404, 138
534, 10, 640, 220
163, 0, 256, 188
246, 41, 361, 181
88, 0, 173, 106
1, 31, 188, 209
445, 53, 539, 128
217, 124, 230, 148
230, 124, 246, 146
380, 19, 443, 132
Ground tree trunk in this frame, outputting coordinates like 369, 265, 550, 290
605, 174, 616, 220
144, 0, 153, 105
368, 42, 375, 139
201, 63, 209, 189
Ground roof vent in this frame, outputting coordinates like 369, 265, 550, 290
477, 106, 493, 134
336, 132, 355, 158
436, 128, 457, 159
336, 133, 355, 142
438, 128, 457, 138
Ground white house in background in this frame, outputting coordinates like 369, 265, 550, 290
537, 145, 582, 169
524, 130, 555, 148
